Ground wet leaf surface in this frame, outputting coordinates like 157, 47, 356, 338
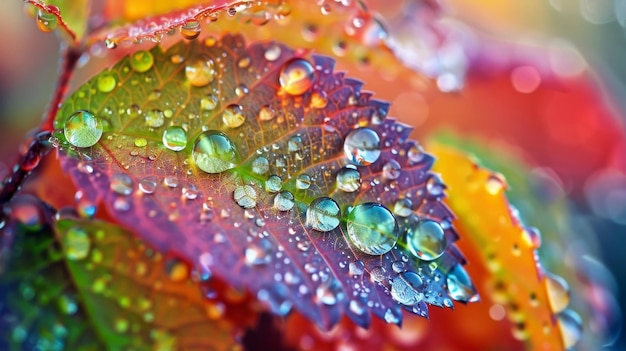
53, 35, 474, 329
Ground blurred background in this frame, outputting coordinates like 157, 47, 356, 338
0, 0, 625, 349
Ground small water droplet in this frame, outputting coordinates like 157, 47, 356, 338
164, 176, 178, 188
382, 159, 401, 180
222, 104, 245, 128
485, 174, 506, 195
344, 128, 381, 166
287, 135, 303, 152
392, 261, 405, 273
446, 264, 479, 302
264, 44, 282, 61
306, 197, 341, 232
139, 179, 157, 194
426, 175, 445, 196
162, 126, 187, 151
315, 278, 344, 305
406, 219, 447, 261
170, 54, 184, 64
545, 272, 570, 313
370, 266, 386, 283
127, 104, 142, 118
274, 191, 295, 211
310, 91, 328, 109
257, 283, 292, 315
523, 226, 542, 249
251, 156, 269, 175
180, 20, 201, 40
279, 58, 315, 95
384, 308, 401, 324
165, 258, 189, 281
182, 185, 198, 200
97, 73, 117, 93
557, 309, 583, 349
75, 191, 97, 218
110, 173, 133, 195
64, 110, 103, 148
346, 203, 399, 255
199, 94, 219, 111
393, 198, 413, 217
349, 260, 365, 276
296, 174, 311, 190
192, 130, 238, 174
36, 8, 58, 32
145, 109, 165, 128
391, 272, 424, 306
235, 84, 249, 96
336, 165, 361, 192
186, 58, 215, 87
265, 175, 282, 192
130, 50, 154, 73
63, 226, 91, 260
258, 105, 275, 121
245, 239, 272, 265
234, 185, 257, 208
134, 137, 147, 147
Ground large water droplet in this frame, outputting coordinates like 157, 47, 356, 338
336, 165, 361, 192
315, 278, 344, 305
279, 58, 315, 95
180, 20, 201, 40
64, 110, 103, 148
545, 272, 570, 313
222, 104, 245, 128
557, 309, 583, 349
36, 8, 58, 32
145, 109, 165, 128
344, 128, 381, 166
296, 174, 311, 190
390, 271, 424, 306
110, 173, 134, 195
306, 197, 341, 232
446, 264, 479, 302
252, 156, 269, 174
265, 175, 282, 192
186, 58, 215, 87
130, 50, 154, 73
346, 203, 399, 255
162, 126, 187, 151
192, 131, 237, 174
274, 191, 295, 211
406, 219, 447, 261
234, 185, 257, 208
63, 226, 91, 260
97, 73, 117, 93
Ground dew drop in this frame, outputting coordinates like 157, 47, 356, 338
252, 156, 269, 174
63, 226, 91, 261
392, 261, 405, 273
165, 259, 189, 281
64, 110, 103, 148
258, 105, 275, 121
127, 104, 142, 118
130, 50, 154, 73
110, 173, 133, 195
523, 226, 542, 249
315, 278, 344, 305
406, 219, 447, 261
274, 191, 295, 211
446, 264, 479, 302
384, 308, 401, 324
310, 91, 328, 109
382, 159, 402, 180
192, 131, 238, 174
296, 240, 310, 252
97, 73, 117, 93
349, 299, 366, 316
180, 20, 201, 40
279, 58, 315, 95
162, 126, 187, 151
287, 136, 303, 152
545, 272, 570, 313
200, 94, 219, 111
370, 266, 386, 283
164, 176, 178, 188
407, 143, 425, 163
265, 175, 282, 192
75, 191, 96, 218
145, 109, 165, 128
426, 174, 445, 196
346, 203, 399, 255
264, 44, 282, 61
245, 239, 272, 265
393, 198, 413, 217
222, 104, 245, 128
186, 58, 215, 87
296, 174, 311, 190
134, 138, 147, 148
390, 272, 424, 306
36, 8, 58, 32
306, 197, 341, 232
336, 165, 361, 192
344, 128, 381, 166
235, 84, 249, 96
170, 54, 184, 64
257, 283, 292, 316
557, 309, 583, 349
234, 185, 257, 208
349, 260, 365, 276
8, 195, 45, 231
139, 179, 157, 194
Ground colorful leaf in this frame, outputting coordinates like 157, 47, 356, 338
52, 35, 474, 329
25, 0, 89, 44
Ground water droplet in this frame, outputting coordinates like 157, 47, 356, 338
237, 56, 251, 68
346, 203, 399, 255
446, 264, 479, 302
393, 198, 413, 217
485, 174, 506, 195
349, 299, 366, 316
306, 197, 341, 232
127, 104, 142, 118
426, 175, 444, 196
165, 259, 189, 281
287, 136, 303, 152
264, 44, 282, 61
145, 109, 165, 128
139, 179, 157, 194
391, 272, 424, 306
180, 20, 201, 40
545, 272, 570, 313
97, 73, 117, 93
36, 8, 58, 32
75, 191, 96, 218
257, 283, 292, 316
344, 128, 381, 166
557, 309, 583, 349
235, 84, 249, 96
321, 3, 332, 15
310, 91, 328, 109
63, 226, 91, 260
384, 308, 401, 324
251, 156, 269, 175
406, 219, 447, 261
182, 185, 198, 200
296, 174, 311, 190
192, 130, 238, 174
382, 160, 401, 180
170, 54, 184, 64
370, 266, 386, 283
57, 294, 78, 315
523, 226, 542, 249
9, 195, 45, 230
279, 58, 315, 95
162, 126, 187, 151
110, 173, 133, 195
245, 239, 272, 265
407, 143, 425, 163
336, 166, 361, 192
64, 110, 103, 148
200, 94, 219, 110
234, 185, 257, 208
274, 191, 295, 211
392, 261, 405, 273
258, 105, 275, 121
186, 58, 215, 87
296, 240, 310, 252
265, 175, 282, 192
130, 50, 154, 73
222, 104, 245, 128
349, 260, 365, 276
315, 278, 344, 305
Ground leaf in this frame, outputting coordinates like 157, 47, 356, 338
52, 35, 475, 329
25, 0, 89, 44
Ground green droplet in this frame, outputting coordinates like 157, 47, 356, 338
130, 50, 154, 73
406, 219, 447, 261
135, 138, 147, 147
64, 110, 103, 148
114, 318, 129, 333
118, 296, 131, 308
97, 73, 117, 93
192, 131, 238, 174
306, 197, 341, 232
346, 202, 398, 255
92, 277, 107, 293
57, 294, 78, 315
63, 226, 91, 260
36, 9, 57, 32
145, 109, 165, 128
162, 126, 187, 151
